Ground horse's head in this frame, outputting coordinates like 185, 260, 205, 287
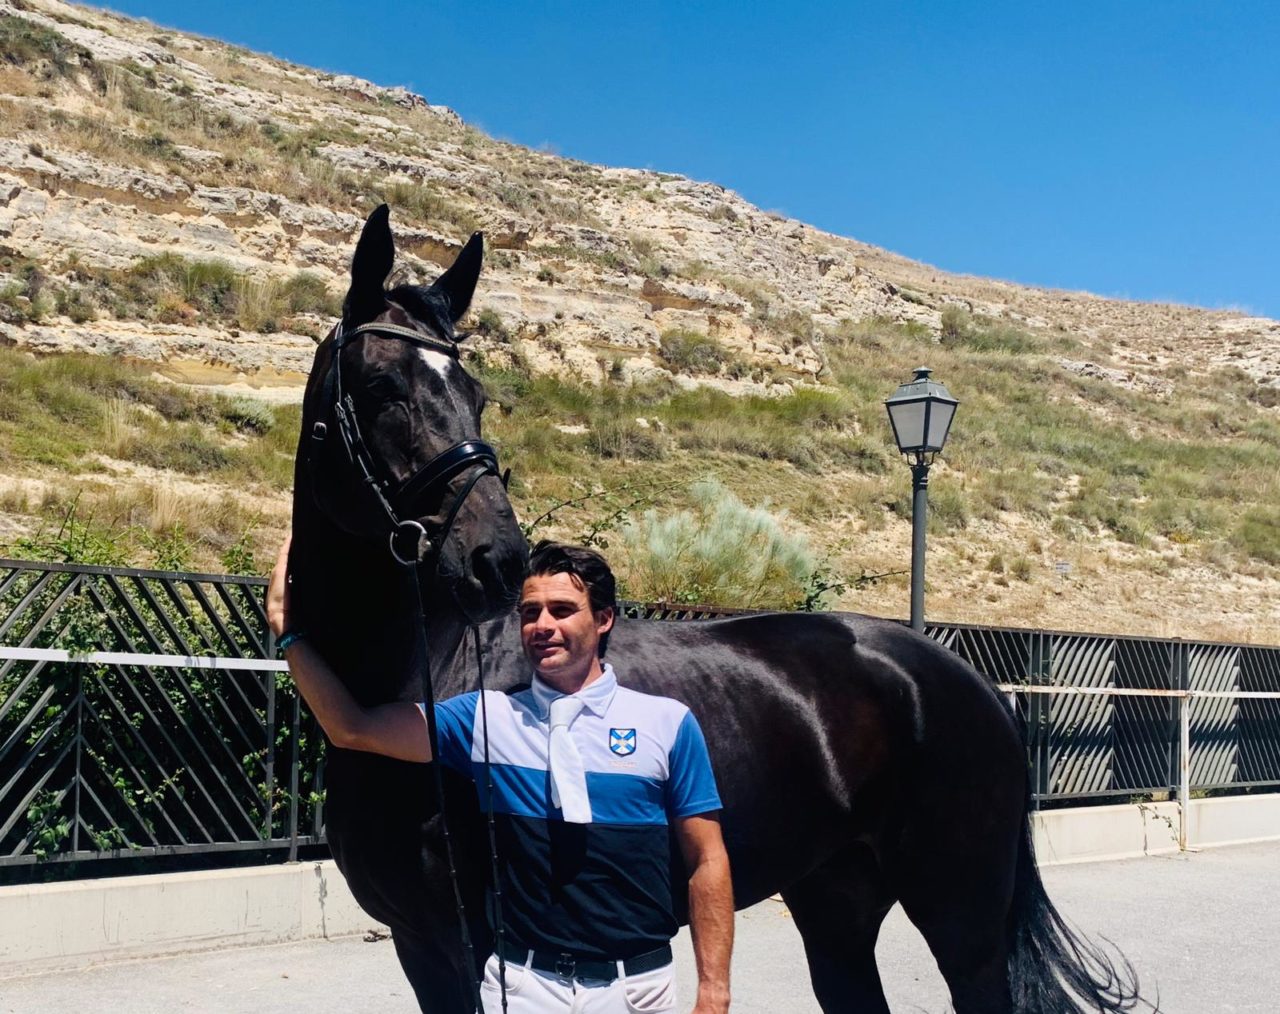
301, 205, 527, 622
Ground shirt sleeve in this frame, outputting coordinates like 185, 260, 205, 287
665, 709, 722, 818
418, 692, 478, 776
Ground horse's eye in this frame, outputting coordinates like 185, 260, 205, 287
368, 375, 405, 401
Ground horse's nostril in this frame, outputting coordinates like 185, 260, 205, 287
472, 543, 521, 598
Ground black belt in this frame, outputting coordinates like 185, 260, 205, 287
497, 940, 673, 983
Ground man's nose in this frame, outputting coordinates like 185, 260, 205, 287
533, 608, 556, 632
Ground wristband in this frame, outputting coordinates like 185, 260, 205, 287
277, 630, 307, 653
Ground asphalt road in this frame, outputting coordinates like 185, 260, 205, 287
3, 841, 1277, 1013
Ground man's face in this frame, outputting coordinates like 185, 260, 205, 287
518, 571, 614, 690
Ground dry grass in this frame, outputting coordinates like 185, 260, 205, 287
102, 397, 132, 455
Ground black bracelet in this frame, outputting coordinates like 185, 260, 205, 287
277, 630, 307, 653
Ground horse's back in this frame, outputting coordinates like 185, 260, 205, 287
604, 610, 1023, 905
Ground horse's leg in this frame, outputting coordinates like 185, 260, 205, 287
329, 824, 488, 1014
890, 798, 1020, 1013
780, 843, 897, 1014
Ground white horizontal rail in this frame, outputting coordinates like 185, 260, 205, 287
0, 646, 289, 672
995, 684, 1280, 700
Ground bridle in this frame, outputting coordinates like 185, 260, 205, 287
309, 320, 508, 566
308, 317, 512, 1013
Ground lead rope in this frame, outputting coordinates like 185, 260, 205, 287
409, 569, 485, 1014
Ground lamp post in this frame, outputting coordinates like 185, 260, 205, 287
885, 367, 959, 631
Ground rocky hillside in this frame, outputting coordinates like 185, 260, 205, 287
0, 0, 1277, 643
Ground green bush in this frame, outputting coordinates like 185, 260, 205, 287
618, 480, 818, 608
657, 329, 740, 376
938, 307, 1038, 354
474, 308, 511, 342
1232, 507, 1280, 565
0, 15, 101, 85
281, 273, 339, 316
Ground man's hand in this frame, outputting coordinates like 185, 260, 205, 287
267, 535, 292, 639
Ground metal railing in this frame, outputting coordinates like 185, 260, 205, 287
1, 558, 1277, 871
0, 559, 323, 870
931, 624, 1280, 814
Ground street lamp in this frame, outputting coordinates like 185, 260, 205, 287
885, 367, 959, 631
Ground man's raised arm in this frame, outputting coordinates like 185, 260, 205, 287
267, 536, 430, 764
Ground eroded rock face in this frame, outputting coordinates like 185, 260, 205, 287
0, 0, 1275, 401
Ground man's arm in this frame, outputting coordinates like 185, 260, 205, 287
675, 812, 733, 1014
268, 536, 430, 763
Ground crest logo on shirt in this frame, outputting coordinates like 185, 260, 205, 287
609, 728, 637, 756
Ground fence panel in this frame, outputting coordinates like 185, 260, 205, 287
1238, 647, 1280, 786
1046, 635, 1115, 797
1111, 639, 1178, 795
1188, 644, 1240, 788
0, 560, 323, 869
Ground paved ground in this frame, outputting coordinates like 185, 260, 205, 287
3, 841, 1277, 1012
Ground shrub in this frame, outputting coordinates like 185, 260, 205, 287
219, 396, 274, 435
940, 308, 1038, 354
0, 15, 101, 85
281, 273, 339, 316
1231, 507, 1280, 565
618, 480, 817, 608
474, 308, 511, 342
657, 329, 740, 376
940, 305, 972, 344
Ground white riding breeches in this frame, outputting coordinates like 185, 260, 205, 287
478, 950, 677, 1013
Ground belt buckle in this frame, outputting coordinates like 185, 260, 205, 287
554, 953, 576, 979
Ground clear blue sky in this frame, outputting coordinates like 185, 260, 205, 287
94, 1, 1280, 318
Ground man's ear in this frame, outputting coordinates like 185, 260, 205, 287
596, 606, 615, 636
344, 204, 394, 324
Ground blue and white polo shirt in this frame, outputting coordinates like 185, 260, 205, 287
422, 664, 721, 960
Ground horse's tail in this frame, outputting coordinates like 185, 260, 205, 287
1007, 816, 1155, 1012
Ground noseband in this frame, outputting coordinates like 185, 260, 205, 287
309, 321, 507, 566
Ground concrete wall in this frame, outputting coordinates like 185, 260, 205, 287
3, 794, 1278, 979
0, 860, 388, 979
1032, 793, 1280, 866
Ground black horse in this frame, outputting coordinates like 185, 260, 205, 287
289, 205, 1148, 1013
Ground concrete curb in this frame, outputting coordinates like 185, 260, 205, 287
2, 794, 1276, 979
0, 860, 388, 980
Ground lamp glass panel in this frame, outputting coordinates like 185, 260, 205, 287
925, 401, 957, 450
888, 400, 927, 451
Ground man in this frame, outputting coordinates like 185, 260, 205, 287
268, 538, 733, 1013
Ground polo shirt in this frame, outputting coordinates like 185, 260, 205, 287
422, 664, 721, 960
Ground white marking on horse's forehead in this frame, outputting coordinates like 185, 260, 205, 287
415, 347, 456, 378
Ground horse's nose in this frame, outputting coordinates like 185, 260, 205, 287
471, 540, 526, 604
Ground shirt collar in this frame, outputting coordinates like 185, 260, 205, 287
530, 663, 618, 721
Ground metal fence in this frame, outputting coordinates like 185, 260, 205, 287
930, 625, 1280, 816
0, 559, 323, 870
1, 557, 1277, 871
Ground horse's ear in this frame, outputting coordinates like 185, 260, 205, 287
428, 231, 483, 324
344, 204, 394, 323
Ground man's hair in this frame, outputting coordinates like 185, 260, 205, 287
527, 540, 618, 657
